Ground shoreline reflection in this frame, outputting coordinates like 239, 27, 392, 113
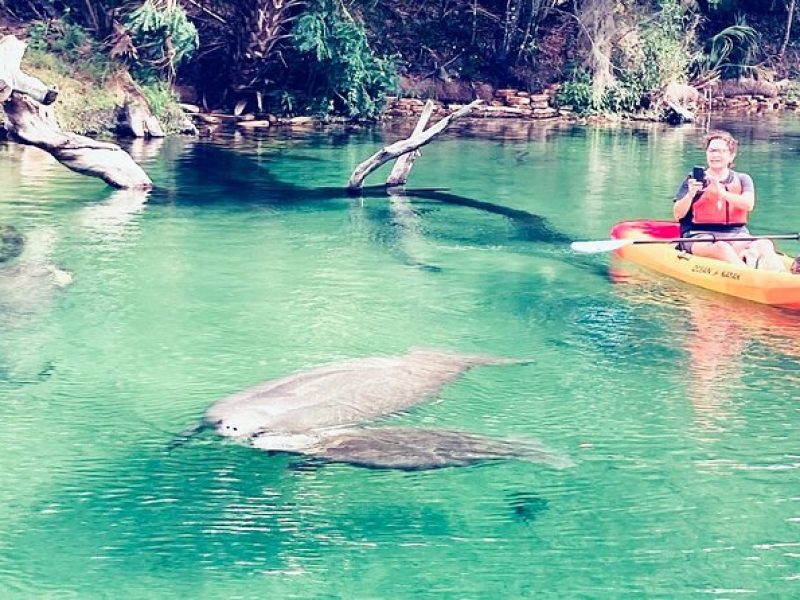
609, 261, 800, 430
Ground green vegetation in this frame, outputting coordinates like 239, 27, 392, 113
124, 0, 198, 81
138, 79, 188, 132
289, 0, 397, 118
699, 20, 761, 80
3, 0, 800, 123
21, 21, 119, 134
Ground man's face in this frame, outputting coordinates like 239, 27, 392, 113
706, 139, 734, 169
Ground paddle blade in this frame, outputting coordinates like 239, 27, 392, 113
570, 238, 632, 253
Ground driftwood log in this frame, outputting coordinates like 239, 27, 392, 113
0, 36, 57, 105
660, 82, 699, 124
347, 99, 482, 192
110, 70, 168, 138
385, 99, 435, 187
663, 98, 694, 124
0, 35, 152, 189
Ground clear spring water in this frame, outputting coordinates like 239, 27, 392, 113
0, 116, 798, 598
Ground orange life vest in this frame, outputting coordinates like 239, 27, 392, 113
691, 172, 748, 226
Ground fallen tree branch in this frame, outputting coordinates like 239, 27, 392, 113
347, 99, 482, 192
385, 99, 435, 187
1, 35, 152, 189
0, 35, 57, 104
4, 93, 153, 189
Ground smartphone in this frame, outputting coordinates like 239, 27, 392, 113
692, 165, 705, 184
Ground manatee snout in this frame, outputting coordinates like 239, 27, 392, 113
209, 409, 268, 439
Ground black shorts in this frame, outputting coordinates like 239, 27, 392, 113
678, 226, 750, 253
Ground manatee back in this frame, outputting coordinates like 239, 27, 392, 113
304, 427, 574, 470
204, 350, 529, 437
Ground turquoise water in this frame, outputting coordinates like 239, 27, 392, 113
0, 116, 798, 597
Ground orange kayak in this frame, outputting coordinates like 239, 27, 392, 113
610, 220, 800, 309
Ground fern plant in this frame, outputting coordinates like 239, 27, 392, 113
291, 0, 397, 119
124, 0, 198, 80
696, 18, 760, 79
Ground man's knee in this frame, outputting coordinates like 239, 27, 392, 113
753, 239, 775, 253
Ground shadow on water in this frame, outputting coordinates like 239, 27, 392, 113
149, 144, 571, 242
508, 491, 549, 524
148, 143, 585, 278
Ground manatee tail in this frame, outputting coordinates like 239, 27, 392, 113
506, 438, 575, 469
407, 347, 534, 367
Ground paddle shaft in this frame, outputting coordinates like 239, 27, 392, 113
628, 233, 800, 245
571, 232, 800, 254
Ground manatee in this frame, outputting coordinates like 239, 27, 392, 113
0, 224, 24, 264
0, 226, 72, 326
183, 349, 573, 470
203, 348, 524, 439
251, 426, 575, 471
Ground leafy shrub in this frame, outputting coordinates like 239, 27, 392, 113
604, 77, 646, 113
555, 68, 594, 114
291, 0, 397, 119
124, 0, 198, 80
24, 19, 112, 84
138, 79, 189, 132
139, 80, 176, 117
556, 66, 647, 115
26, 22, 51, 52
26, 20, 93, 60
784, 80, 800, 101
638, 0, 696, 90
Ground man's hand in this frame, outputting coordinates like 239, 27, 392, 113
686, 177, 704, 200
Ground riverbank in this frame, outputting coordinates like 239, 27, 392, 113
4, 18, 800, 141
177, 82, 800, 141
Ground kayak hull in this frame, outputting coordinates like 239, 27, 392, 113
610, 220, 800, 309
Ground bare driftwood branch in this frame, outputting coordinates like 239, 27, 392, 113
663, 97, 694, 123
1, 35, 152, 189
109, 70, 167, 138
385, 99, 435, 187
347, 99, 482, 192
4, 94, 153, 189
0, 36, 57, 104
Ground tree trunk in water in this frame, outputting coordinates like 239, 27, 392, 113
0, 35, 152, 189
347, 99, 482, 193
5, 94, 153, 189
385, 100, 435, 187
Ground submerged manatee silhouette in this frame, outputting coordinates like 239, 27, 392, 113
190, 349, 573, 471
0, 225, 24, 264
252, 426, 574, 471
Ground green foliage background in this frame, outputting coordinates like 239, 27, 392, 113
3, 0, 800, 119
289, 0, 397, 118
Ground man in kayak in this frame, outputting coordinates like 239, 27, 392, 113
672, 130, 786, 271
